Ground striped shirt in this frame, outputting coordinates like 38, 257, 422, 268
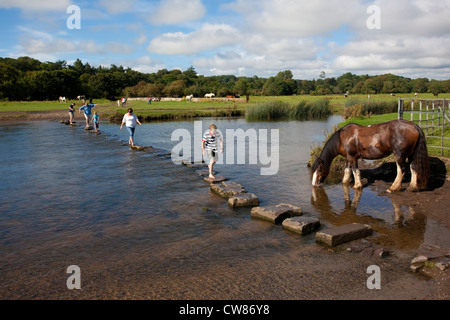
202, 130, 222, 151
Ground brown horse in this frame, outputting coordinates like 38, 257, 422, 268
311, 119, 429, 192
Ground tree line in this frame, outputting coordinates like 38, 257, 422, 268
1, 56, 449, 101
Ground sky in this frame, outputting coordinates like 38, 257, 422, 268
0, 0, 450, 80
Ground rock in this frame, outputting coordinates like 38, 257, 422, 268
228, 193, 259, 208
410, 264, 423, 273
250, 203, 303, 224
316, 223, 373, 247
183, 160, 207, 168
360, 247, 375, 257
373, 248, 389, 258
282, 216, 320, 235
347, 240, 372, 253
130, 145, 151, 151
411, 255, 428, 265
417, 244, 450, 260
210, 181, 246, 198
435, 258, 450, 271
204, 176, 228, 183
195, 169, 215, 176
84, 126, 94, 131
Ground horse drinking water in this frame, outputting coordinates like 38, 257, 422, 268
311, 119, 429, 193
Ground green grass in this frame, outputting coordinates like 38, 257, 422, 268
245, 99, 331, 121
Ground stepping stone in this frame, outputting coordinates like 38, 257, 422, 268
195, 169, 216, 176
228, 193, 259, 208
130, 145, 152, 151
204, 175, 228, 183
84, 126, 94, 131
282, 216, 320, 235
316, 223, 372, 247
250, 203, 303, 224
183, 160, 207, 168
210, 181, 245, 198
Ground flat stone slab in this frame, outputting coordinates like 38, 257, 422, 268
204, 176, 228, 183
130, 145, 152, 151
282, 216, 320, 235
316, 223, 373, 247
183, 160, 207, 168
195, 169, 216, 176
228, 193, 259, 208
250, 203, 303, 224
210, 181, 246, 198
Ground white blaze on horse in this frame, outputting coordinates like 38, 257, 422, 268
204, 93, 215, 99
59, 96, 66, 103
311, 119, 429, 193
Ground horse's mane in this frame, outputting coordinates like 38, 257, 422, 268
312, 126, 346, 172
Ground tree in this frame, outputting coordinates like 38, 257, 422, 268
0, 62, 21, 100
234, 78, 249, 95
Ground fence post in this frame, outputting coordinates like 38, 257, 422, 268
398, 99, 403, 120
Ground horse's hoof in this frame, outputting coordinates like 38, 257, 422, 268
407, 187, 419, 193
353, 185, 363, 190
386, 189, 393, 194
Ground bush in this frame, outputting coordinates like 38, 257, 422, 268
343, 98, 397, 120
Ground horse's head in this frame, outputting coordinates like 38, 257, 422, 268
311, 157, 329, 187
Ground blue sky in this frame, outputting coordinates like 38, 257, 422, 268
1, 0, 450, 79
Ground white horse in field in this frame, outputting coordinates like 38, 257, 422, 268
186, 94, 194, 102
59, 96, 66, 103
204, 93, 215, 99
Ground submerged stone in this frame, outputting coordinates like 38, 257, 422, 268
250, 203, 303, 224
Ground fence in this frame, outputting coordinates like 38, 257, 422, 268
398, 98, 450, 156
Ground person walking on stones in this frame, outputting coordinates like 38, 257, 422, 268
68, 102, 76, 124
202, 124, 223, 179
93, 111, 100, 133
120, 108, 142, 146
79, 101, 96, 129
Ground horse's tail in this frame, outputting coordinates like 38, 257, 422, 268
411, 123, 430, 189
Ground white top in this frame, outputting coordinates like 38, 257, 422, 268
122, 113, 138, 128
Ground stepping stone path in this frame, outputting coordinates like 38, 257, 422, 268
251, 203, 303, 224
228, 193, 259, 208
282, 216, 321, 235
316, 223, 372, 247
195, 169, 216, 176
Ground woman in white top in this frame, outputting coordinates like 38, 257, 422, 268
120, 108, 142, 146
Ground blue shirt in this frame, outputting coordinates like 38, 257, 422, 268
80, 104, 95, 115
93, 114, 99, 123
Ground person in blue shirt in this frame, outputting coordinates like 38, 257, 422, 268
93, 111, 100, 133
79, 101, 96, 129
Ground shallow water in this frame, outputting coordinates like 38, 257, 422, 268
0, 117, 447, 299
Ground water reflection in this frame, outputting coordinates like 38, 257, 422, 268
311, 185, 426, 250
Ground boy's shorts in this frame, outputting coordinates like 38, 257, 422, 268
69, 112, 74, 119
207, 149, 218, 162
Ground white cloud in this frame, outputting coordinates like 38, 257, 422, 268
148, 23, 240, 55
0, 0, 72, 11
149, 0, 206, 25
119, 56, 167, 74
98, 0, 137, 15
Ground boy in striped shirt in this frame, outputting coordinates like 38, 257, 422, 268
202, 124, 223, 179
